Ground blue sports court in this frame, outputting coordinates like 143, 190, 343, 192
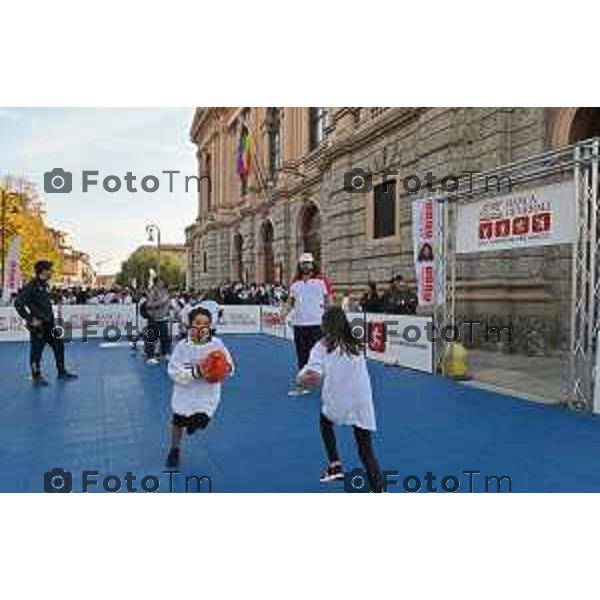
2, 334, 600, 492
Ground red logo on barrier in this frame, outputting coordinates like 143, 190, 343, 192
495, 219, 511, 237
512, 216, 530, 236
368, 322, 386, 353
532, 212, 551, 233
479, 222, 493, 240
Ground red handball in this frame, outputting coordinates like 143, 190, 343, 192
298, 368, 322, 388
199, 350, 230, 384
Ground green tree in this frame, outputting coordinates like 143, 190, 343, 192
116, 248, 185, 289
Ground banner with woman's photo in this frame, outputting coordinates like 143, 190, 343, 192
412, 198, 443, 307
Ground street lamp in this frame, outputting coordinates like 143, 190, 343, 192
146, 223, 161, 278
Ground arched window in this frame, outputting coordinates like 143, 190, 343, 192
569, 108, 600, 144
299, 202, 322, 265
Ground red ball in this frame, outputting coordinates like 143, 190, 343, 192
299, 369, 322, 388
199, 350, 230, 383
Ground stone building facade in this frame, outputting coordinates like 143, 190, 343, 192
185, 107, 600, 353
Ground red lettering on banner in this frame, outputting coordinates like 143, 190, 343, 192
263, 312, 284, 327
421, 265, 434, 302
422, 201, 433, 239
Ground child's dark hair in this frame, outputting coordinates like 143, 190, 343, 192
188, 307, 215, 337
321, 306, 362, 356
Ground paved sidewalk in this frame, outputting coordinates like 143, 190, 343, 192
464, 350, 568, 405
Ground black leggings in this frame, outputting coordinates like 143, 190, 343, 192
320, 413, 383, 492
30, 323, 65, 376
293, 325, 322, 369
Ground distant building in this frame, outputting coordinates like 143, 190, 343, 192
95, 274, 117, 289
48, 229, 96, 288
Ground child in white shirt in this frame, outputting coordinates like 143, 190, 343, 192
166, 306, 234, 467
297, 306, 383, 492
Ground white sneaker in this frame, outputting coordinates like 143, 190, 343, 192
146, 358, 161, 365
287, 385, 310, 396
319, 461, 344, 483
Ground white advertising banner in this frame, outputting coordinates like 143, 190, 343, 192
365, 313, 434, 373
412, 198, 441, 306
0, 304, 141, 342
218, 305, 261, 334
56, 304, 140, 334
0, 307, 30, 341
455, 180, 576, 254
260, 306, 287, 338
0, 304, 434, 373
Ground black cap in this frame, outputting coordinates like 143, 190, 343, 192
34, 260, 53, 274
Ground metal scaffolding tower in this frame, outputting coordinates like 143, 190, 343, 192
433, 138, 600, 411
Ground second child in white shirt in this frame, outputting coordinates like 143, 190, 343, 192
297, 306, 383, 492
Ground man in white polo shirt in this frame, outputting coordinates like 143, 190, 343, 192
284, 252, 333, 396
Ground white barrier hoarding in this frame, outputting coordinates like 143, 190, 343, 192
364, 313, 433, 373
56, 305, 142, 340
0, 307, 30, 341
217, 305, 261, 334
0, 304, 433, 373
0, 304, 141, 342
455, 180, 576, 254
260, 306, 287, 338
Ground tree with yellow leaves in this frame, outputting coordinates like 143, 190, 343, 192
1, 177, 62, 285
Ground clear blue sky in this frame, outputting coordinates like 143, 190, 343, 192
0, 107, 197, 275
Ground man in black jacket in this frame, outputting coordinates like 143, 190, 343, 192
382, 275, 418, 315
14, 260, 77, 386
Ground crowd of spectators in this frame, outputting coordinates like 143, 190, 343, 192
43, 281, 290, 307
5, 275, 417, 315
358, 275, 418, 315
